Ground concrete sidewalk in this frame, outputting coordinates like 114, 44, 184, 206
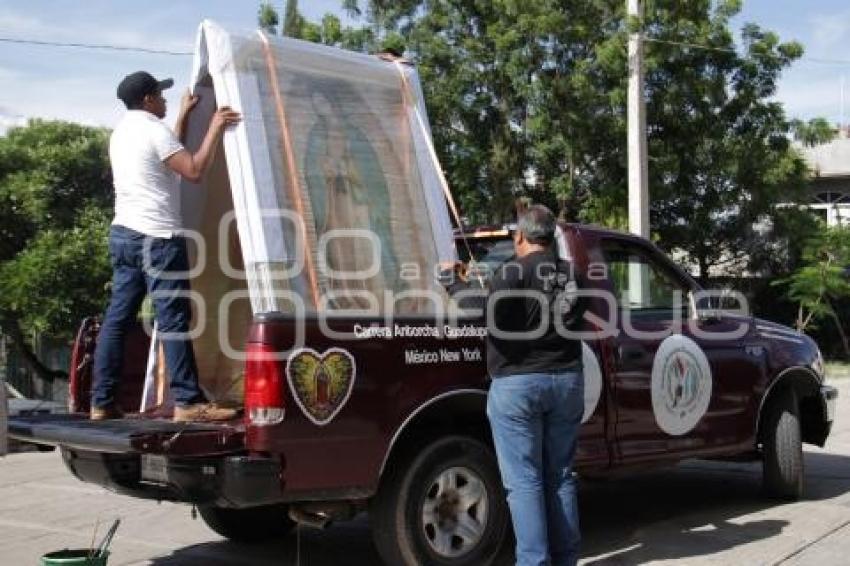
0, 381, 847, 565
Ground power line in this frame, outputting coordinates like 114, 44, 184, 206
0, 36, 191, 56
2, 33, 850, 67
645, 37, 850, 66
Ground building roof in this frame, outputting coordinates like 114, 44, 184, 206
800, 133, 850, 179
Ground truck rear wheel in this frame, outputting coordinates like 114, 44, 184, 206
762, 387, 804, 500
370, 435, 510, 566
198, 503, 294, 543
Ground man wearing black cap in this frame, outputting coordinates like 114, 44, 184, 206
91, 71, 240, 422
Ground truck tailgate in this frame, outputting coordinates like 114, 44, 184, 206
8, 414, 244, 456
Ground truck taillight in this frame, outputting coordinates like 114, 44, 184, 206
244, 342, 285, 426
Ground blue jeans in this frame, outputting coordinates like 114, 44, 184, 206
92, 225, 205, 408
487, 370, 584, 566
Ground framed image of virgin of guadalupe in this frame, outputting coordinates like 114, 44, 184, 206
296, 75, 426, 312
259, 45, 455, 316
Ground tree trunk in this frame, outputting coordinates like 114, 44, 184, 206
697, 256, 710, 288
1, 315, 68, 382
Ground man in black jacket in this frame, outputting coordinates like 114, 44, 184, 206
442, 204, 585, 566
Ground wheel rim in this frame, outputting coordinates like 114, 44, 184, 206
421, 465, 489, 558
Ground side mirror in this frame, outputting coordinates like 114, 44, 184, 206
688, 290, 722, 322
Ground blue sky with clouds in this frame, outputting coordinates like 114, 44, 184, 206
0, 1, 848, 134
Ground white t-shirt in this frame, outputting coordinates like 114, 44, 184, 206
109, 110, 185, 238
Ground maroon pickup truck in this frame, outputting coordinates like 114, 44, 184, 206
9, 223, 836, 566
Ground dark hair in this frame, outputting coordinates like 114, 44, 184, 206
517, 204, 556, 245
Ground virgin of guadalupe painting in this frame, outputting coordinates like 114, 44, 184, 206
300, 78, 412, 311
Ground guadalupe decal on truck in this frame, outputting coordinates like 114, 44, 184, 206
287, 347, 357, 426
651, 335, 712, 436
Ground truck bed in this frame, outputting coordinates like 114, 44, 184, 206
8, 413, 244, 456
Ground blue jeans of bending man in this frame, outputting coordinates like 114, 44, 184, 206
92, 225, 205, 408
487, 369, 584, 566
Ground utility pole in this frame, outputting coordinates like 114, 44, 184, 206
627, 0, 649, 238
626, 0, 650, 305
841, 75, 846, 135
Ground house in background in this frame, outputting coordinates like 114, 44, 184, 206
800, 127, 850, 227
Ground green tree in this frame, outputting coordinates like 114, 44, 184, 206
790, 117, 836, 147
774, 225, 850, 357
378, 31, 405, 57
258, 2, 280, 35
0, 120, 113, 380
321, 13, 343, 45
342, 0, 362, 19
283, 0, 305, 38
302, 21, 323, 43
359, 0, 811, 280
254, 1, 810, 279
256, 2, 381, 53
338, 26, 375, 52
641, 13, 810, 280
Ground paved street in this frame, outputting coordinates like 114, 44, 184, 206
1, 380, 848, 566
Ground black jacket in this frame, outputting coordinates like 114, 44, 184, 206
442, 248, 586, 377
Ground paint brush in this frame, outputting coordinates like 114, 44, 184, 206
87, 518, 100, 560
95, 518, 121, 558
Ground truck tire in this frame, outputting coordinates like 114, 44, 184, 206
762, 387, 804, 500
370, 435, 510, 566
198, 503, 294, 543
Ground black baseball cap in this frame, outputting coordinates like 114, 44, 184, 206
116, 71, 174, 108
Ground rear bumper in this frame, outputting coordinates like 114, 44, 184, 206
61, 448, 285, 508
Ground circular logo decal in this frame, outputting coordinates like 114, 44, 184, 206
651, 335, 712, 436
581, 342, 602, 424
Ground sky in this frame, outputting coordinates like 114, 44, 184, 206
0, 1, 848, 134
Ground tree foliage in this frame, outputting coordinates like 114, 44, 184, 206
790, 117, 836, 147
0, 120, 113, 378
258, 2, 280, 35
257, 1, 815, 280
328, 1, 812, 280
283, 0, 305, 39
774, 224, 850, 357
256, 2, 398, 55
643, 14, 810, 280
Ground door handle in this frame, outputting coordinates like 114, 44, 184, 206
619, 345, 644, 363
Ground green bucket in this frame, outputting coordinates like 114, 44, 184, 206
40, 549, 109, 566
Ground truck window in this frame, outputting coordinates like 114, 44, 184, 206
456, 225, 574, 282
602, 241, 689, 316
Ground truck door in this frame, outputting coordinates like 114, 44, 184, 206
565, 231, 609, 471
602, 239, 687, 462
601, 239, 759, 463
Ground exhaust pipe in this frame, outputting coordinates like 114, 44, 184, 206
287, 501, 356, 530
288, 506, 332, 529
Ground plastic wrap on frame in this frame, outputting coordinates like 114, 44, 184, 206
190, 20, 456, 315
140, 21, 460, 408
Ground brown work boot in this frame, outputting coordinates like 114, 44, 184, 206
90, 404, 124, 421
173, 403, 238, 423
